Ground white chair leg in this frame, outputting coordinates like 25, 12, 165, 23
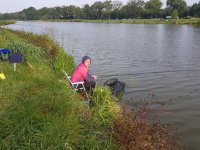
82, 84, 89, 100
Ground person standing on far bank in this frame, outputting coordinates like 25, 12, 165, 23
71, 56, 97, 91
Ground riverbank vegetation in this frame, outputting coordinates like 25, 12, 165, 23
46, 18, 200, 25
0, 20, 16, 26
1, 0, 200, 24
0, 23, 184, 149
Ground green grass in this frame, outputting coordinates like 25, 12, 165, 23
0, 22, 184, 149
90, 86, 120, 126
0, 63, 82, 149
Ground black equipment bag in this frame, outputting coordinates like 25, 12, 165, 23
104, 78, 126, 97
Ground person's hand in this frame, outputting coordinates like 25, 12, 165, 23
92, 75, 97, 80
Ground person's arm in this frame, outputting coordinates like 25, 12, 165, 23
85, 72, 94, 82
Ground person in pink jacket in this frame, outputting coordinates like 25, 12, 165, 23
71, 56, 97, 90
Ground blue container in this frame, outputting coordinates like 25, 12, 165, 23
0, 48, 10, 54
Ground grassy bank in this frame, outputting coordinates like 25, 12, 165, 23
0, 20, 16, 26
0, 28, 118, 149
42, 18, 200, 25
0, 21, 184, 149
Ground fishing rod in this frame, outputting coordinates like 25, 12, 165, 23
0, 27, 33, 70
9, 23, 41, 28
0, 27, 17, 52
5, 23, 73, 37
98, 69, 200, 79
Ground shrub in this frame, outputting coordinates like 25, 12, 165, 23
7, 41, 46, 63
110, 104, 184, 150
90, 85, 121, 126
0, 20, 16, 26
53, 49, 75, 76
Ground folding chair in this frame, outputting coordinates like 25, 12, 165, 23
62, 69, 89, 100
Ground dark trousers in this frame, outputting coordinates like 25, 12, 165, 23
84, 81, 96, 91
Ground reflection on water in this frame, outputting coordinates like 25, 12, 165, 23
6, 21, 200, 150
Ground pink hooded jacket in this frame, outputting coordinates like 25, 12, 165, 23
71, 63, 92, 83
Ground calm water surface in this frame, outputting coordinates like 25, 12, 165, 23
7, 21, 200, 149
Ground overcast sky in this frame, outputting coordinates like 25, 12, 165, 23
0, 0, 199, 13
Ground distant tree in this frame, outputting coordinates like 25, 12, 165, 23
166, 0, 187, 17
62, 5, 76, 20
82, 4, 91, 19
171, 9, 179, 18
38, 7, 48, 19
119, 5, 128, 19
0, 14, 3, 20
0, 13, 12, 20
161, 7, 171, 17
113, 1, 123, 19
22, 7, 39, 20
145, 0, 162, 18
189, 2, 200, 17
55, 7, 63, 19
75, 7, 83, 19
4, 0, 197, 20
103, 0, 113, 20
126, 0, 145, 19
9, 13, 19, 20
91, 1, 105, 19
46, 8, 60, 19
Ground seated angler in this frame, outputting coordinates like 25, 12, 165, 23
71, 55, 97, 91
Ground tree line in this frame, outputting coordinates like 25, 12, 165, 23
0, 0, 200, 20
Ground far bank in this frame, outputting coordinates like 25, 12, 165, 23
37, 18, 200, 25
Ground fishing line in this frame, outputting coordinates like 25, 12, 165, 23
9, 23, 41, 28
5, 23, 74, 37
98, 69, 199, 79
0, 27, 17, 52
0, 27, 32, 68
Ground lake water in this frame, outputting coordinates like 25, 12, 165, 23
6, 21, 200, 149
